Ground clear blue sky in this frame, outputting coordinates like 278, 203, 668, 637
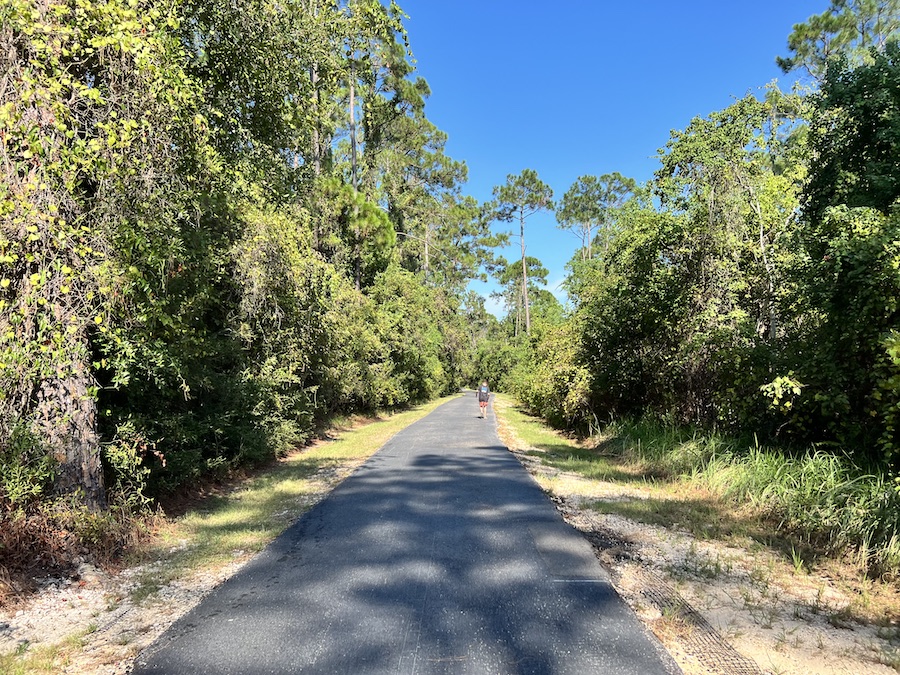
398, 0, 824, 315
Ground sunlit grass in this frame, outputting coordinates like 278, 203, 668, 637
0, 619, 124, 673
0, 649, 59, 674
494, 395, 659, 484
0, 637, 82, 674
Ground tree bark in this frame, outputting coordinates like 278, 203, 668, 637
424, 222, 430, 281
310, 2, 321, 177
520, 210, 531, 334
349, 61, 362, 290
34, 353, 105, 510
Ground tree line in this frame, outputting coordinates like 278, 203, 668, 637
0, 0, 501, 525
479, 1, 900, 475
4, 0, 900, 575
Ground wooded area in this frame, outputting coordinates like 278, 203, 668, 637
474, 2, 900, 574
0, 0, 503, 572
3, 0, 900, 579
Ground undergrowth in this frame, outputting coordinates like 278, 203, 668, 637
0, 496, 148, 602
604, 419, 900, 578
496, 396, 900, 579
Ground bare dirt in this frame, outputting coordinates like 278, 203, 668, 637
0, 557, 247, 673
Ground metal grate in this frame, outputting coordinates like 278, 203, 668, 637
636, 568, 764, 675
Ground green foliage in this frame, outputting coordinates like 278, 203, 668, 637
583, 419, 900, 576
0, 0, 202, 508
0, 424, 55, 506
370, 265, 446, 402
512, 319, 592, 429
507, 93, 810, 435
877, 330, 900, 459
556, 173, 636, 260
492, 169, 555, 222
503, 69, 900, 468
1, 0, 487, 521
783, 206, 900, 457
482, 2, 900, 579
805, 42, 900, 220
491, 169, 554, 335
777, 0, 900, 79
102, 422, 155, 511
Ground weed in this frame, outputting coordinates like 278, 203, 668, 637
827, 606, 855, 630
739, 582, 782, 628
877, 625, 900, 643
671, 543, 731, 580
754, 604, 780, 629
722, 621, 745, 640
0, 642, 64, 674
815, 631, 826, 650
774, 626, 801, 651
812, 585, 828, 614
64, 633, 86, 650
790, 545, 805, 574
580, 416, 900, 578
749, 563, 773, 592
875, 645, 900, 671
660, 603, 681, 621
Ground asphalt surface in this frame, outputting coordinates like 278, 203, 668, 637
133, 394, 680, 674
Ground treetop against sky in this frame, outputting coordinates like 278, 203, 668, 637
399, 0, 824, 312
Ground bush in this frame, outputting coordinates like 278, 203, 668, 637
512, 320, 593, 430
0, 424, 55, 506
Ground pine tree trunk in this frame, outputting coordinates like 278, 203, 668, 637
349, 63, 362, 290
34, 355, 106, 510
520, 212, 531, 334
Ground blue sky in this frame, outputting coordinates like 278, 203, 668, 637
398, 0, 824, 315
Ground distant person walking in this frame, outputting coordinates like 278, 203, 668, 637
476, 381, 490, 418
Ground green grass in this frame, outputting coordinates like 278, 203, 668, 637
0, 621, 115, 673
696, 445, 900, 576
0, 645, 65, 674
495, 396, 645, 484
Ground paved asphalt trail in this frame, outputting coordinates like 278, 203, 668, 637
134, 394, 680, 674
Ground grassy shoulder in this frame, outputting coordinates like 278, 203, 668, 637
0, 394, 459, 673
492, 394, 900, 625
